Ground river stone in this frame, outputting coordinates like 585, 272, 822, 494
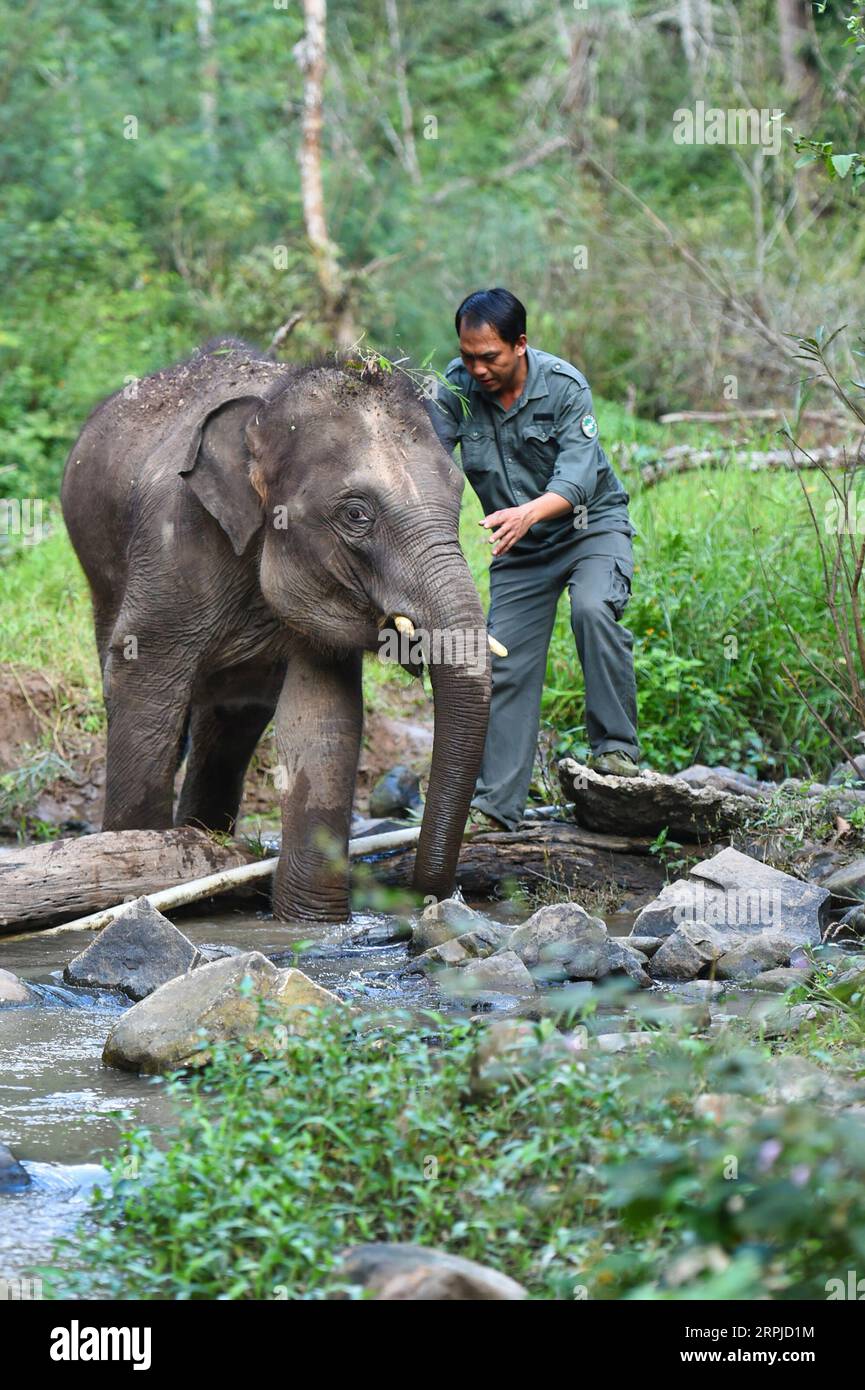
332, 1243, 527, 1301
406, 923, 504, 975
368, 765, 423, 819
714, 935, 792, 981
0, 968, 32, 1006
649, 922, 733, 981
604, 940, 652, 988
102, 951, 343, 1074
507, 902, 608, 979
64, 898, 199, 1000
628, 935, 662, 957
471, 1018, 577, 1094
558, 757, 751, 838
412, 897, 491, 953
746, 965, 812, 992
633, 847, 827, 948
442, 951, 536, 1000
818, 856, 865, 903
0, 1142, 31, 1193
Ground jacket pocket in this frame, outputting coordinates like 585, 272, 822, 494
522, 424, 559, 482
457, 425, 497, 480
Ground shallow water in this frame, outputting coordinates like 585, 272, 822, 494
0, 895, 637, 1283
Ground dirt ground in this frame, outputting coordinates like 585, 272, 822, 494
0, 663, 436, 838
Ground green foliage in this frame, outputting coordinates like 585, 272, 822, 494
38, 1004, 865, 1301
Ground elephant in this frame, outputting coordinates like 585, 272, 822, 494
61, 338, 492, 921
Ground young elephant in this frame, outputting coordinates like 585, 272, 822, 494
61, 340, 492, 921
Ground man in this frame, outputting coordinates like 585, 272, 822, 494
431, 287, 641, 832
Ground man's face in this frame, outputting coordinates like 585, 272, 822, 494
458, 321, 527, 395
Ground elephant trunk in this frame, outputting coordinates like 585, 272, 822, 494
411, 573, 492, 901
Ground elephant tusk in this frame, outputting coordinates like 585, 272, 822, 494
488, 635, 508, 657
393, 614, 416, 637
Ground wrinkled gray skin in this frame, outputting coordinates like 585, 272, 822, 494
61, 340, 491, 921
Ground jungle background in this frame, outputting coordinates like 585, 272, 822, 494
1, 0, 864, 826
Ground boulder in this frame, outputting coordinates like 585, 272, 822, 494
368, 765, 424, 819
714, 935, 793, 981
64, 898, 199, 1000
558, 757, 751, 838
406, 923, 504, 975
332, 1243, 527, 1301
411, 897, 491, 953
649, 922, 733, 981
0, 968, 32, 1006
0, 1142, 31, 1193
748, 966, 814, 993
818, 857, 865, 903
507, 902, 608, 981
102, 951, 343, 1074
441, 951, 536, 1001
604, 939, 652, 988
628, 935, 662, 957
632, 847, 827, 949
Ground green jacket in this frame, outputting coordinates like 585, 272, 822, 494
432, 345, 634, 558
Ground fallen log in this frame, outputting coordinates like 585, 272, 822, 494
1, 825, 423, 939
632, 443, 860, 488
373, 821, 670, 902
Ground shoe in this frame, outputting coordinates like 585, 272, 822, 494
586, 751, 641, 778
465, 808, 508, 833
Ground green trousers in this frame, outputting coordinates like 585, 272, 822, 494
471, 530, 640, 830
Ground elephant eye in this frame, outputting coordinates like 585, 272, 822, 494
339, 499, 374, 528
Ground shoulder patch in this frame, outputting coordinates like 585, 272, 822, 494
580, 413, 599, 439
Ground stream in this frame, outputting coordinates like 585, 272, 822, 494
2, 894, 637, 1287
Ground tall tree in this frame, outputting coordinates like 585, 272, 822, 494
294, 0, 356, 347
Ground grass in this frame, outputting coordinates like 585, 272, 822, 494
0, 410, 856, 781
36, 992, 865, 1302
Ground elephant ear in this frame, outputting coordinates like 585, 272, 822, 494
179, 395, 267, 557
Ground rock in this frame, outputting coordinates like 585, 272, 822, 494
763, 1055, 865, 1107
0, 1142, 31, 1193
411, 897, 491, 953
744, 998, 829, 1038
0, 968, 32, 1006
558, 757, 751, 838
826, 963, 865, 1004
748, 966, 813, 993
715, 935, 793, 981
102, 951, 343, 1074
404, 924, 504, 975
347, 918, 412, 948
818, 857, 865, 903
674, 764, 771, 798
442, 951, 536, 1000
368, 766, 423, 819
596, 1032, 656, 1053
64, 898, 199, 1000
605, 940, 652, 988
332, 1243, 527, 1301
628, 935, 662, 957
834, 905, 865, 936
829, 753, 865, 786
633, 846, 827, 949
507, 903, 608, 982
471, 1018, 577, 1093
649, 922, 733, 981
666, 978, 728, 1001
195, 942, 246, 963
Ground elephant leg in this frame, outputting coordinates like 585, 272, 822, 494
272, 648, 363, 923
176, 702, 275, 834
101, 638, 194, 831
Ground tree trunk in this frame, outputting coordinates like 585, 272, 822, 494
294, 0, 357, 347
197, 0, 219, 161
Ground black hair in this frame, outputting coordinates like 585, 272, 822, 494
454, 288, 526, 345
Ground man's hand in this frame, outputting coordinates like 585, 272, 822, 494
480, 493, 573, 556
